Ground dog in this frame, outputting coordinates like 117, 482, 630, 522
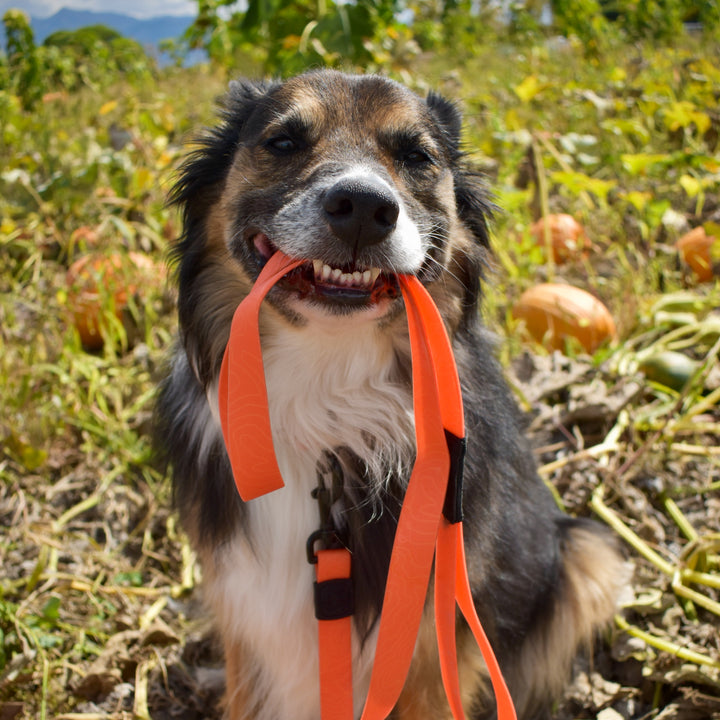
155, 70, 626, 720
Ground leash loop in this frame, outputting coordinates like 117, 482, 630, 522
218, 251, 303, 501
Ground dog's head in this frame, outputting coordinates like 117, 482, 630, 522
171, 70, 491, 384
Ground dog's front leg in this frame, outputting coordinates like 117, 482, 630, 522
223, 636, 259, 720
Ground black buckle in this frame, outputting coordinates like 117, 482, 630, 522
307, 528, 355, 620
443, 430, 466, 524
314, 577, 354, 620
306, 528, 345, 564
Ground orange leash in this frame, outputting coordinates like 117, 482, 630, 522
218, 251, 303, 500
314, 547, 355, 719
218, 252, 517, 720
391, 276, 516, 720
359, 275, 451, 720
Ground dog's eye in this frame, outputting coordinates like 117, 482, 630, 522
400, 148, 432, 167
265, 136, 301, 155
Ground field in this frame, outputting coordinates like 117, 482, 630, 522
1, 27, 720, 720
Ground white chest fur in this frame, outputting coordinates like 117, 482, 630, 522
207, 314, 414, 720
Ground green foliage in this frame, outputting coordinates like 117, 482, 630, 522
551, 0, 610, 50
1, 12, 155, 107
42, 25, 154, 91
612, 0, 685, 40
410, 0, 501, 56
599, 0, 720, 39
45, 24, 122, 47
177, 0, 720, 72
184, 0, 418, 74
506, 1, 545, 39
2, 10, 42, 109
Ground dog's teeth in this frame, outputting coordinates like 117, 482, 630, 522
313, 263, 382, 289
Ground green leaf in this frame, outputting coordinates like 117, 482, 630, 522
679, 174, 702, 198
4, 432, 47, 471
42, 596, 61, 622
622, 190, 652, 212
663, 101, 711, 134
550, 171, 615, 202
704, 222, 720, 240
621, 153, 669, 175
114, 571, 144, 587
601, 118, 651, 144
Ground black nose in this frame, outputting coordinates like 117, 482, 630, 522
323, 178, 400, 250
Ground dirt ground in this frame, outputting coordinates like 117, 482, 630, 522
1, 347, 718, 720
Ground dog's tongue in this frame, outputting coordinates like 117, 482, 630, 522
218, 250, 302, 500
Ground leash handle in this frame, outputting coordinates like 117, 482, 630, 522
435, 519, 465, 718
402, 277, 516, 720
453, 522, 517, 720
360, 276, 450, 720
218, 252, 303, 500
366, 276, 516, 720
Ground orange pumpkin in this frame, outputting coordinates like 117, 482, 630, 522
66, 251, 156, 350
512, 283, 617, 354
529, 214, 590, 264
676, 226, 719, 282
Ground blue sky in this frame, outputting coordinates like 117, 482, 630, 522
2, 0, 197, 18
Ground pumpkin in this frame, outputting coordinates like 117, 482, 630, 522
66, 251, 156, 350
676, 226, 719, 282
529, 214, 590, 264
512, 283, 617, 354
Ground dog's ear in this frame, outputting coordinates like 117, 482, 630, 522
225, 79, 277, 119
426, 91, 462, 154
426, 90, 493, 325
426, 91, 493, 253
170, 79, 278, 211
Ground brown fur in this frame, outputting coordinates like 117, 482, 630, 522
508, 526, 629, 717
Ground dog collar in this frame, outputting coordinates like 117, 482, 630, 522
218, 251, 516, 720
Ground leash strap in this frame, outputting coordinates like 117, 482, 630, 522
314, 547, 355, 720
218, 252, 517, 720
359, 276, 451, 720
453, 521, 518, 720
370, 277, 515, 720
218, 251, 303, 500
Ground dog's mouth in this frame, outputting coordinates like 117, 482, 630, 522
251, 233, 400, 306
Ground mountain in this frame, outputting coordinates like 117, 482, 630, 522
30, 7, 194, 47
0, 7, 198, 61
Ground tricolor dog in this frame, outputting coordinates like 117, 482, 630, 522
155, 70, 625, 720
